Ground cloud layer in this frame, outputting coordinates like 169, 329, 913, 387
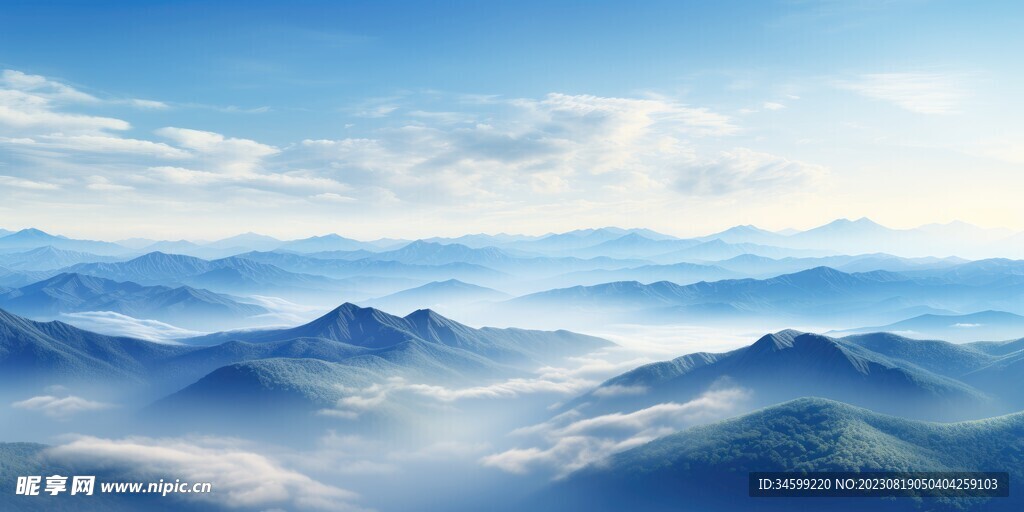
480, 387, 751, 477
11, 395, 114, 418
47, 435, 367, 511
0, 68, 828, 238
58, 311, 205, 342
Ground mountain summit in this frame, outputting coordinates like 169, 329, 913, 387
185, 302, 611, 363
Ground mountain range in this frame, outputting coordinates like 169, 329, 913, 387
274, 233, 376, 253
343, 240, 651, 277
0, 229, 126, 255
831, 310, 1024, 342
497, 227, 679, 254
572, 329, 1005, 421
0, 246, 122, 271
234, 250, 508, 285
4, 219, 1021, 264
60, 252, 349, 301
712, 252, 966, 277
185, 302, 610, 364
533, 261, 739, 289
158, 304, 611, 416
0, 308, 188, 389
0, 301, 611, 406
507, 265, 1024, 326
0, 273, 268, 330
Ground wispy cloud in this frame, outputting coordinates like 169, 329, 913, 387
317, 356, 650, 418
58, 311, 203, 342
835, 72, 965, 114
0, 175, 60, 190
480, 386, 750, 477
1, 69, 99, 103
125, 98, 170, 109
22, 133, 189, 158
317, 375, 586, 419
85, 175, 135, 192
12, 395, 114, 418
297, 92, 820, 205
0, 87, 128, 133
155, 127, 280, 174
0, 68, 830, 235
675, 148, 826, 196
2, 69, 171, 111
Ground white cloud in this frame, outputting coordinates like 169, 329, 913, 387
591, 384, 648, 398
0, 69, 829, 231
312, 192, 356, 203
147, 162, 350, 195
835, 72, 965, 114
762, 102, 786, 110
0, 70, 132, 136
480, 387, 750, 477
127, 98, 170, 109
317, 357, 631, 418
11, 395, 114, 418
0, 89, 129, 133
1, 69, 99, 103
31, 133, 189, 158
47, 435, 368, 511
58, 311, 203, 342
675, 148, 825, 196
149, 165, 223, 185
295, 92, 818, 207
86, 175, 135, 191
0, 174, 60, 190
402, 377, 596, 402
143, 128, 351, 196
156, 127, 280, 174
355, 104, 399, 118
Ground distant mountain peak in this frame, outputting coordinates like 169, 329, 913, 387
4, 228, 64, 240
405, 307, 448, 323
725, 224, 770, 233
819, 217, 887, 230
748, 329, 804, 353
327, 301, 368, 315
402, 239, 440, 249
14, 228, 53, 236
132, 251, 201, 262
794, 265, 845, 276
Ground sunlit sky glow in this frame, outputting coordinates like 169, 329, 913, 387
1, 0, 1022, 240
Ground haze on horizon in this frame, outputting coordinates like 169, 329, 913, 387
1, 0, 1023, 240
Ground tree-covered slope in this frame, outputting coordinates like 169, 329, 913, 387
538, 398, 1024, 512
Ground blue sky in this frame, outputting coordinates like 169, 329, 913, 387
1, 0, 1022, 240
